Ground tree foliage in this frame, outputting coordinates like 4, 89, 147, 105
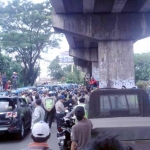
0, 0, 60, 86
48, 56, 64, 81
62, 65, 84, 83
134, 53, 150, 82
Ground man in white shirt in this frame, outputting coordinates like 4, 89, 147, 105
55, 95, 67, 128
31, 99, 45, 129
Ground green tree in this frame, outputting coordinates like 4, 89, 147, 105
62, 65, 84, 83
48, 56, 64, 81
0, 0, 60, 86
134, 53, 150, 82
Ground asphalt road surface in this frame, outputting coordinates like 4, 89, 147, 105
0, 123, 59, 150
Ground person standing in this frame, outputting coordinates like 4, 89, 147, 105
89, 77, 97, 89
11, 72, 18, 89
55, 95, 67, 128
31, 99, 45, 129
71, 106, 93, 150
43, 93, 56, 128
2, 72, 7, 91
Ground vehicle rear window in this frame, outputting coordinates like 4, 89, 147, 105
100, 94, 139, 115
0, 99, 14, 110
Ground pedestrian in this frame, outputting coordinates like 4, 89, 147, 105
55, 95, 68, 128
2, 72, 7, 91
5, 80, 11, 91
68, 95, 75, 106
11, 72, 18, 89
43, 92, 56, 128
26, 93, 32, 104
31, 99, 45, 129
71, 106, 93, 150
22, 121, 52, 150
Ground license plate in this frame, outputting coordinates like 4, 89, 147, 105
58, 136, 66, 140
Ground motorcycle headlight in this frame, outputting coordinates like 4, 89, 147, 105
60, 140, 64, 145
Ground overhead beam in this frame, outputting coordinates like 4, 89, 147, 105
53, 13, 150, 41
51, 0, 66, 13
65, 34, 76, 49
83, 0, 95, 13
112, 0, 127, 13
140, 0, 150, 12
69, 48, 98, 62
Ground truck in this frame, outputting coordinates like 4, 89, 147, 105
89, 89, 150, 150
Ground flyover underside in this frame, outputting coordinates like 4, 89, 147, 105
51, 0, 150, 88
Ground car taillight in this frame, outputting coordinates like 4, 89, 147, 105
13, 112, 17, 118
6, 112, 17, 118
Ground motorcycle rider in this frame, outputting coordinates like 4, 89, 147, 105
71, 106, 93, 150
66, 97, 88, 118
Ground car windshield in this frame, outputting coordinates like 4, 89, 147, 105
0, 99, 14, 111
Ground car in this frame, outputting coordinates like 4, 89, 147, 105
0, 96, 32, 139
89, 89, 150, 150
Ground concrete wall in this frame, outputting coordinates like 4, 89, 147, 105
98, 41, 135, 88
92, 62, 99, 81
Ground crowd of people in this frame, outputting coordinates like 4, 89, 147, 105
20, 81, 134, 150
0, 72, 18, 91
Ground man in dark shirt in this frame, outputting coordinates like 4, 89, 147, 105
71, 106, 93, 150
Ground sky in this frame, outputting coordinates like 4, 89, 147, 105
33, 0, 150, 77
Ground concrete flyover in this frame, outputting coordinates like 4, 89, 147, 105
51, 0, 150, 88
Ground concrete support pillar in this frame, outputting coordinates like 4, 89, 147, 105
98, 41, 135, 88
92, 62, 99, 81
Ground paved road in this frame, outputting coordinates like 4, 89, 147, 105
0, 123, 59, 150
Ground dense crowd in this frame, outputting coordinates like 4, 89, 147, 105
19, 81, 134, 150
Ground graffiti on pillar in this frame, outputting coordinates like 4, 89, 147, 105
99, 81, 107, 88
112, 79, 135, 89
92, 67, 99, 81
99, 79, 135, 89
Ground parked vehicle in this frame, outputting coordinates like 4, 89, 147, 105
0, 96, 32, 139
57, 117, 75, 150
89, 89, 150, 150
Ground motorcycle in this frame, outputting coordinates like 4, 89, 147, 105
57, 117, 75, 150
68, 103, 74, 112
